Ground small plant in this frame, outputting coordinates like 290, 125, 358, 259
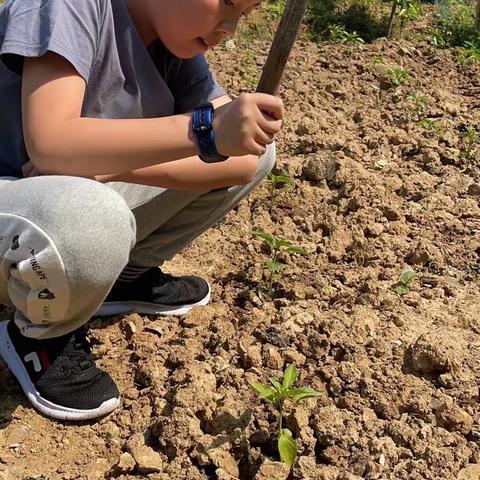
253, 230, 308, 297
327, 23, 347, 42
416, 118, 443, 134
341, 30, 365, 44
433, 0, 477, 48
407, 94, 428, 120
266, 171, 293, 210
392, 266, 416, 295
385, 67, 410, 90
266, 0, 286, 17
460, 125, 480, 160
429, 27, 449, 48
372, 55, 384, 65
326, 24, 364, 44
249, 364, 321, 466
457, 40, 480, 65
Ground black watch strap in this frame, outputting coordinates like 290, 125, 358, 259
192, 103, 229, 163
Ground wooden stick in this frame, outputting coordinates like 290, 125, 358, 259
256, 0, 309, 95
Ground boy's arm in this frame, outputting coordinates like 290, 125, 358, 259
22, 52, 198, 176
97, 95, 262, 191
23, 52, 282, 182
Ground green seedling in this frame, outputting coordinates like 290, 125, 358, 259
266, 171, 293, 210
326, 24, 364, 44
392, 266, 416, 295
266, 0, 286, 17
385, 67, 410, 90
416, 118, 443, 134
252, 230, 308, 297
407, 94, 428, 119
460, 125, 480, 160
372, 55, 384, 65
249, 364, 321, 466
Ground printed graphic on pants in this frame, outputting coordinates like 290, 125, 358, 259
0, 214, 69, 335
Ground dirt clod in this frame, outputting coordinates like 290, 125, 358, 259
254, 461, 291, 480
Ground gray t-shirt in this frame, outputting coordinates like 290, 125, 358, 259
0, 0, 225, 177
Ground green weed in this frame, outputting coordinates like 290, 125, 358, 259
327, 23, 365, 44
265, 0, 286, 17
433, 0, 478, 48
306, 0, 388, 43
457, 40, 480, 66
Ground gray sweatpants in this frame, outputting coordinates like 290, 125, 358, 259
0, 145, 275, 339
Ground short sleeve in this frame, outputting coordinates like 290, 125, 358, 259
0, 0, 104, 82
149, 44, 226, 114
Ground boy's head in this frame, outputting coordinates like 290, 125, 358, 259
130, 0, 262, 58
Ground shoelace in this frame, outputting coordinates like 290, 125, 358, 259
150, 268, 177, 284
61, 331, 94, 371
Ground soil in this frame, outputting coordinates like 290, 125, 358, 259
1, 22, 480, 480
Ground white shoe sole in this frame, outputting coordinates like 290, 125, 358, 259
0, 321, 120, 421
95, 282, 212, 317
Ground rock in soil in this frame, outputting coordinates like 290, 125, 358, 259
254, 461, 291, 480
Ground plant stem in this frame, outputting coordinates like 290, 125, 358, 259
278, 400, 283, 438
268, 249, 278, 296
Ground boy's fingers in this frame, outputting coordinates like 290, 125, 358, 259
258, 112, 283, 135
255, 126, 275, 146
252, 92, 285, 120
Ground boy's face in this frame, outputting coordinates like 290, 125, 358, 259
145, 0, 262, 58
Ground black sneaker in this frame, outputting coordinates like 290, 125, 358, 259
96, 267, 211, 317
0, 320, 120, 421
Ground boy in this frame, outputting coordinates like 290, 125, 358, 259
0, 0, 284, 421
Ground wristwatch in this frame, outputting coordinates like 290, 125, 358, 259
192, 102, 229, 163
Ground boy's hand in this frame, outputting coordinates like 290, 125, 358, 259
213, 93, 284, 157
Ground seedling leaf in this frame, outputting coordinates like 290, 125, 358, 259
291, 387, 322, 402
278, 429, 297, 466
276, 239, 293, 249
253, 230, 276, 250
399, 268, 416, 285
282, 364, 297, 389
395, 284, 409, 296
249, 381, 275, 401
266, 260, 288, 273
269, 377, 284, 393
268, 172, 293, 190
284, 245, 308, 256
